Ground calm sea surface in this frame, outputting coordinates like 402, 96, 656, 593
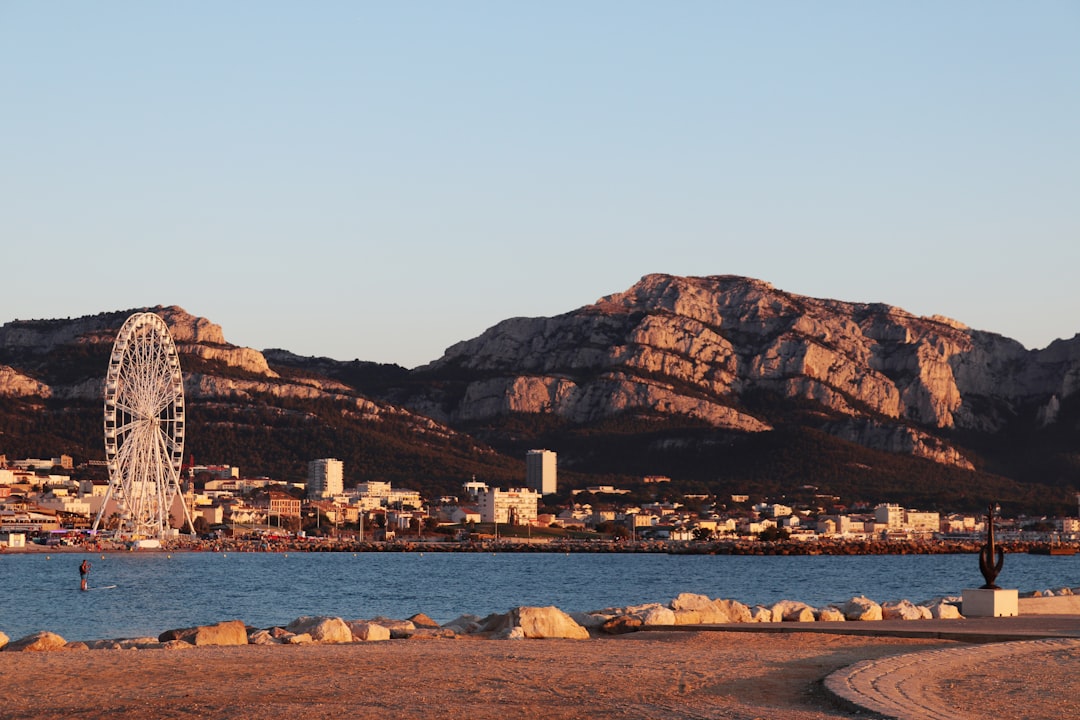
2, 550, 1078, 641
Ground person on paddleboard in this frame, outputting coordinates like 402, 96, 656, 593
79, 559, 91, 591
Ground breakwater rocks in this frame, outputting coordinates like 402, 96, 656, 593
31, 536, 1076, 556
0, 589, 1014, 653
175, 537, 1080, 556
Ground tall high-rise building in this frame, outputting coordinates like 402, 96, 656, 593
525, 449, 557, 495
307, 458, 343, 498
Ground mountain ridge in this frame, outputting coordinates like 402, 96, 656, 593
1, 276, 1078, 513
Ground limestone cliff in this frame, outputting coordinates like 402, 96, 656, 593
410, 274, 1080, 469
4, 279, 1079, 478
0, 365, 51, 398
0, 307, 453, 441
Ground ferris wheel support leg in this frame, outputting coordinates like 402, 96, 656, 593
178, 488, 197, 536
91, 483, 116, 533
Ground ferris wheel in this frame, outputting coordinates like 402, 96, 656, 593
93, 312, 194, 540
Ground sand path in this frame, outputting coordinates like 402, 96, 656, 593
0, 631, 957, 720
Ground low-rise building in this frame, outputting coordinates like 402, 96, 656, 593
477, 487, 540, 525
905, 510, 940, 534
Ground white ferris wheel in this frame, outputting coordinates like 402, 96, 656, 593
93, 312, 195, 540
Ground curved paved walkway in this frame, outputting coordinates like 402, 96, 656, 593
645, 615, 1080, 718
824, 637, 1080, 719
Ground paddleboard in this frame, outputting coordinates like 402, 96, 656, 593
87, 585, 118, 591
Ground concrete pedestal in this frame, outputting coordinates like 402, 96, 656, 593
962, 588, 1019, 617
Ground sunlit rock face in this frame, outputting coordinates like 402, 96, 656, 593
3, 278, 1079, 472
0, 365, 50, 397
415, 274, 1080, 469
0, 306, 465, 447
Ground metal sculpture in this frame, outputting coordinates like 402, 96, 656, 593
978, 503, 1004, 589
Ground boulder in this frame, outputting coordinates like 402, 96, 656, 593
248, 629, 280, 645
638, 605, 677, 626
286, 633, 313, 645
64, 641, 89, 651
0, 631, 8, 650
504, 606, 589, 640
160, 620, 249, 647
882, 599, 924, 621
347, 621, 391, 642
118, 637, 161, 650
442, 614, 483, 635
750, 606, 775, 623
408, 613, 440, 629
601, 616, 643, 635
85, 639, 123, 650
843, 596, 883, 622
6, 631, 67, 652
285, 616, 352, 644
670, 592, 713, 620
670, 593, 751, 624
816, 606, 846, 622
475, 612, 512, 635
712, 599, 753, 623
569, 612, 610, 629
771, 600, 815, 622
371, 618, 417, 639
926, 600, 963, 620
161, 639, 194, 650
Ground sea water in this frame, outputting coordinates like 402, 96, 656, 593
1, 551, 1077, 641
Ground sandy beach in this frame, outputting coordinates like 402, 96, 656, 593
0, 631, 957, 720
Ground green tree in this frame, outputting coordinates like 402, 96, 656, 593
692, 527, 713, 542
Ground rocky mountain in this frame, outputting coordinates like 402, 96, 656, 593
2, 276, 1079, 513
0, 307, 520, 496
390, 275, 1079, 467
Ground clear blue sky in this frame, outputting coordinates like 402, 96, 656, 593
3, 2, 1077, 367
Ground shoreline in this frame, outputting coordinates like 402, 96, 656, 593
5, 535, 1071, 556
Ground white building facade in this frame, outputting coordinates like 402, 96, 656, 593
525, 449, 557, 495
307, 458, 343, 499
478, 487, 540, 525
874, 504, 905, 529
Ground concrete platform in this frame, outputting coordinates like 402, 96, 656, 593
641, 613, 1080, 719
641, 614, 1080, 643
824, 637, 1080, 720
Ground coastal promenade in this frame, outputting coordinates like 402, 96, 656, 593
4, 619, 1079, 719
713, 614, 1080, 720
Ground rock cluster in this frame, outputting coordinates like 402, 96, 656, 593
576, 593, 962, 630
0, 591, 969, 652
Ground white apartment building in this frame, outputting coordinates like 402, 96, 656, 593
36, 494, 91, 518
817, 514, 855, 535
525, 449, 557, 495
874, 504, 905, 529
905, 510, 941, 533
478, 487, 540, 525
462, 479, 488, 497
307, 458, 343, 499
350, 481, 423, 510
